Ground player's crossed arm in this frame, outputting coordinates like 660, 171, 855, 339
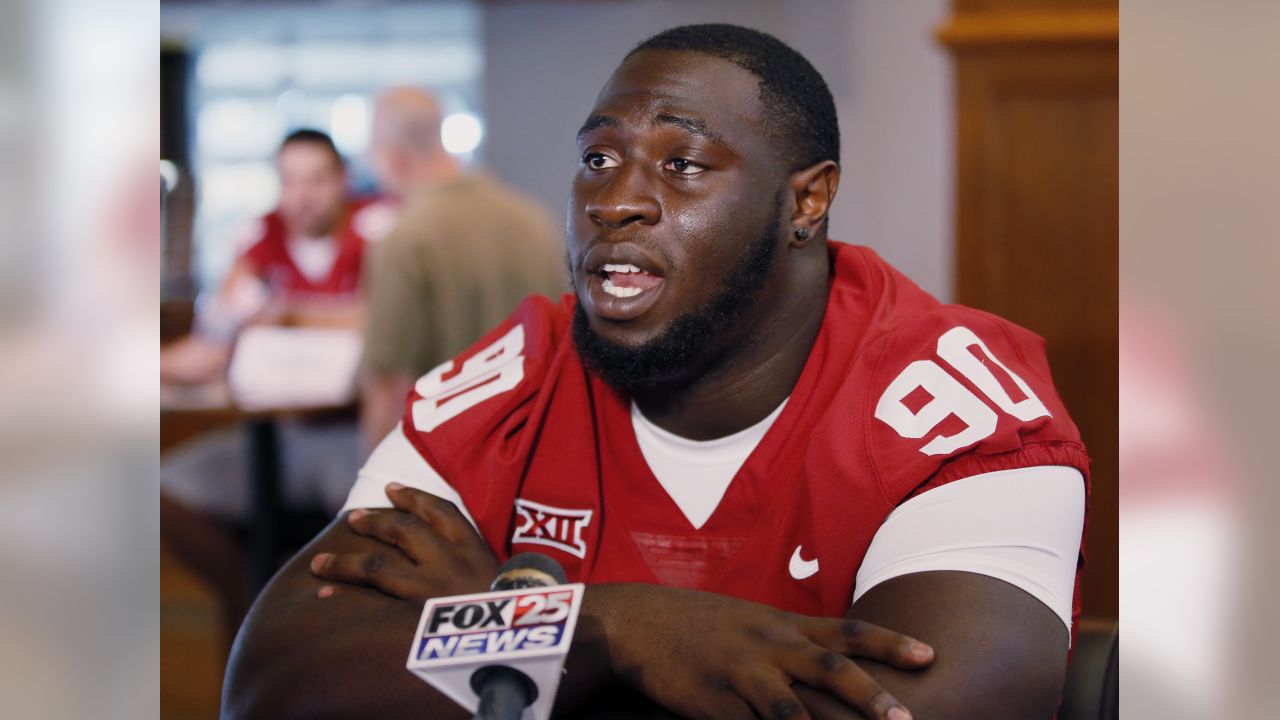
311, 481, 1075, 720
323, 429, 936, 719
811, 571, 1071, 720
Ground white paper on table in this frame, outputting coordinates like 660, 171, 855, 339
227, 326, 362, 410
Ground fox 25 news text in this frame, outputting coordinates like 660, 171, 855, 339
406, 583, 585, 720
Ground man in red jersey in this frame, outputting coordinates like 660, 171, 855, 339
161, 129, 389, 383
227, 25, 1088, 720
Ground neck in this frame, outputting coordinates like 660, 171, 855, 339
293, 230, 334, 242
291, 215, 341, 242
633, 248, 830, 440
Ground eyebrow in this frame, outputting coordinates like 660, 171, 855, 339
655, 112, 718, 142
575, 112, 725, 145
577, 114, 619, 140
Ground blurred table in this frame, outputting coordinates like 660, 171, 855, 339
162, 380, 356, 589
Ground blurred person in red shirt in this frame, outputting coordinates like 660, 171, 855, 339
161, 129, 392, 383
161, 129, 393, 652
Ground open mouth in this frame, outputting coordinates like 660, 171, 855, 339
584, 257, 667, 322
599, 263, 664, 298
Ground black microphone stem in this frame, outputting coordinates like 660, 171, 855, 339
473, 666, 533, 720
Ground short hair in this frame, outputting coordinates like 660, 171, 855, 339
279, 128, 344, 168
629, 24, 840, 172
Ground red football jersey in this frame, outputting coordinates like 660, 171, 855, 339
399, 242, 1090, 624
240, 198, 382, 299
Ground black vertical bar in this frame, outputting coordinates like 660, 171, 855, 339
160, 47, 190, 169
246, 418, 282, 591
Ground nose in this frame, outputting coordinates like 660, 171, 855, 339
585, 164, 660, 229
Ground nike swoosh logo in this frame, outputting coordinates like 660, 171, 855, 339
789, 545, 819, 580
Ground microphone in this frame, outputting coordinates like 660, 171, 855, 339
473, 554, 569, 720
491, 552, 568, 590
406, 553, 582, 720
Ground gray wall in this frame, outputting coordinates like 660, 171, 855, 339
480, 0, 953, 300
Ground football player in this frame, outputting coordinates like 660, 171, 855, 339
226, 25, 1088, 720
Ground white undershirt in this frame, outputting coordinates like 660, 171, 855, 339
343, 423, 1084, 639
286, 235, 338, 284
630, 400, 787, 529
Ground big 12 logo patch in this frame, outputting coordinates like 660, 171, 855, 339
512, 498, 593, 559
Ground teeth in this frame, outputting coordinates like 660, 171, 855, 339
602, 263, 642, 274
601, 277, 643, 298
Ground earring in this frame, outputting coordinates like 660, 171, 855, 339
794, 227, 810, 240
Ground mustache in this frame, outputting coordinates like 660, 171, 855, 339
565, 234, 677, 277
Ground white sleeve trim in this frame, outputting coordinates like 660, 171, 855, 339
853, 465, 1085, 642
339, 423, 478, 530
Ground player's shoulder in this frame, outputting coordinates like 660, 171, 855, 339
503, 292, 574, 352
403, 293, 574, 438
431, 291, 572, 381
828, 243, 1051, 379
858, 298, 1087, 501
876, 303, 1051, 380
823, 245, 1088, 500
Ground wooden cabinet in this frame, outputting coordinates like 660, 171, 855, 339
940, 0, 1118, 618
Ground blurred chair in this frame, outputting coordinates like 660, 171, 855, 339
1058, 619, 1119, 720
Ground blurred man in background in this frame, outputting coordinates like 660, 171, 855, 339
160, 129, 389, 650
161, 129, 384, 383
359, 87, 564, 452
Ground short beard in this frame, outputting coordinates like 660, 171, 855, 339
572, 195, 783, 394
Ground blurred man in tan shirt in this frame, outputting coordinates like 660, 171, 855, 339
360, 88, 564, 452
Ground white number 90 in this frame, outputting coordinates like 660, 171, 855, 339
412, 325, 526, 432
874, 326, 1050, 456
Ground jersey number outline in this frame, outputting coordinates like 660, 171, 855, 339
874, 326, 1050, 456
412, 324, 526, 432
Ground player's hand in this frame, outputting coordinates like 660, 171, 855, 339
588, 583, 933, 720
309, 483, 499, 602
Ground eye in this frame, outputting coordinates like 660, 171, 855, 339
582, 152, 619, 171
664, 157, 706, 175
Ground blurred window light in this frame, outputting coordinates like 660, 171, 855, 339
198, 98, 283, 160
197, 43, 285, 89
291, 43, 481, 88
198, 162, 278, 222
442, 112, 483, 155
275, 88, 308, 128
330, 94, 369, 158
195, 161, 279, 282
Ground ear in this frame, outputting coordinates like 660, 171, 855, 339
787, 160, 840, 248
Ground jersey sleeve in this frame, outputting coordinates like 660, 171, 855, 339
853, 465, 1086, 642
340, 422, 479, 530
396, 294, 569, 509
864, 307, 1091, 503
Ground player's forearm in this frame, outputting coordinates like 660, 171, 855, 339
223, 551, 466, 718
550, 584, 635, 714
815, 658, 1062, 720
837, 572, 1070, 720
224, 572, 628, 719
